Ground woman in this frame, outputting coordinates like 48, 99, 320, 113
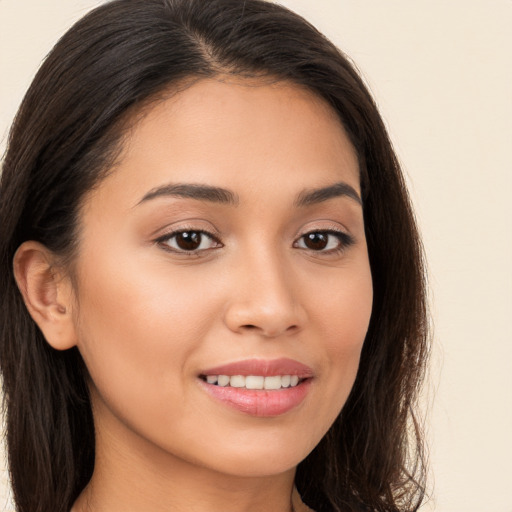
0, 1, 429, 511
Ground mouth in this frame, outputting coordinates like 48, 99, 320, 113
198, 358, 313, 417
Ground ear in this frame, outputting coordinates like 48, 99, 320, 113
13, 241, 78, 351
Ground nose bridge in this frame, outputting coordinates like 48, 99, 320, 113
224, 244, 304, 337
246, 248, 293, 306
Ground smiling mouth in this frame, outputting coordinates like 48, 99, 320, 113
199, 374, 306, 390
198, 359, 313, 416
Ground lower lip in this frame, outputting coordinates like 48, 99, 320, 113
199, 379, 312, 417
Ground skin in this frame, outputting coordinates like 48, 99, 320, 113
15, 78, 373, 512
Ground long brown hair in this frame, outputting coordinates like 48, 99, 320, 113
0, 1, 429, 511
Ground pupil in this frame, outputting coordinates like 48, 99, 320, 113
176, 232, 201, 250
305, 233, 328, 250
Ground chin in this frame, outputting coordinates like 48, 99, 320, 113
193, 432, 321, 478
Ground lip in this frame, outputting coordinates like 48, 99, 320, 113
200, 358, 314, 378
198, 358, 313, 417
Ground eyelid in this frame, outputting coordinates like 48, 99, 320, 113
149, 217, 221, 239
295, 220, 354, 240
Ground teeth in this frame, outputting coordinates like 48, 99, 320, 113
246, 376, 264, 389
230, 375, 245, 388
217, 375, 230, 387
264, 376, 282, 390
204, 374, 302, 389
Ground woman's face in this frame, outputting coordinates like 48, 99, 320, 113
72, 78, 373, 478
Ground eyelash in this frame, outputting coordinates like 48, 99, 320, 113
155, 229, 223, 255
155, 228, 354, 256
293, 229, 355, 254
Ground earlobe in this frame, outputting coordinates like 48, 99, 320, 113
13, 241, 77, 351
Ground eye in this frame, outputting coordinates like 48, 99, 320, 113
157, 230, 222, 253
294, 230, 354, 253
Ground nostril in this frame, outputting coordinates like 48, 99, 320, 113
239, 323, 300, 337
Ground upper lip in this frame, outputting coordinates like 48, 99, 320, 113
200, 358, 314, 378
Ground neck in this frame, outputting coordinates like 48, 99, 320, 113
75, 468, 296, 512
74, 470, 296, 512
72, 415, 298, 512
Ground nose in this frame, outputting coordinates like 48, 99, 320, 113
223, 252, 306, 338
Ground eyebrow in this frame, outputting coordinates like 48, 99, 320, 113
295, 182, 362, 207
137, 183, 240, 206
136, 180, 361, 208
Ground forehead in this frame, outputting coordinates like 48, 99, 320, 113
84, 78, 360, 211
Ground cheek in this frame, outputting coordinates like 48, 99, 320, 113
72, 248, 220, 418
307, 261, 373, 408
310, 257, 373, 346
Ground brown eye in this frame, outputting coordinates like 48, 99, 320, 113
295, 230, 354, 253
159, 230, 220, 253
175, 232, 202, 250
303, 233, 329, 250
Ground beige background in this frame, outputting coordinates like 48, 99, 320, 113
1, 1, 511, 511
